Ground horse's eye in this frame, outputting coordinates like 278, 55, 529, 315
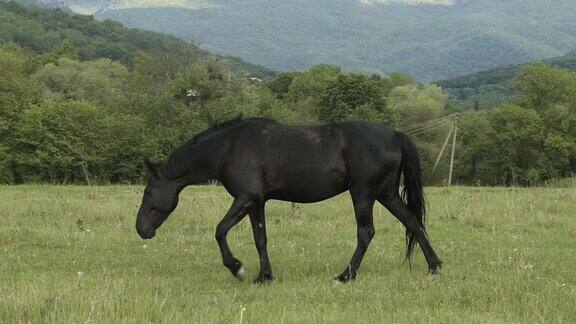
144, 188, 152, 196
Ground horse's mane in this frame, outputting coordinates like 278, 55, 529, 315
160, 117, 275, 179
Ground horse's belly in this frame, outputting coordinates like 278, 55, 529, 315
268, 185, 348, 203
266, 168, 349, 203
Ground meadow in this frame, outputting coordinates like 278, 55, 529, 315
1, 185, 575, 323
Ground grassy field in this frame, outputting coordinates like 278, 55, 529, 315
1, 185, 575, 323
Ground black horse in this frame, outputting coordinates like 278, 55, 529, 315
136, 117, 442, 283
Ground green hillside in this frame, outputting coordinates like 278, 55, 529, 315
77, 0, 576, 81
438, 50, 576, 110
0, 0, 274, 78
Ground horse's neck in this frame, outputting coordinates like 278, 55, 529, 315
183, 130, 230, 184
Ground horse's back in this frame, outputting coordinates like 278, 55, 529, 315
232, 119, 401, 169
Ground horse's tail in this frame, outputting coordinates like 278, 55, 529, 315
394, 131, 426, 261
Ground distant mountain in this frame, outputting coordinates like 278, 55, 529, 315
437, 49, 576, 109
34, 0, 576, 81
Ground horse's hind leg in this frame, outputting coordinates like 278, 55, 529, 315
215, 196, 254, 279
248, 202, 273, 284
378, 194, 442, 273
335, 194, 375, 282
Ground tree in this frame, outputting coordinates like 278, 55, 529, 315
265, 72, 295, 100
286, 64, 341, 104
32, 57, 131, 110
454, 112, 496, 185
318, 73, 387, 123
14, 100, 156, 183
0, 44, 34, 183
456, 105, 548, 185
512, 63, 576, 177
512, 63, 574, 112
388, 72, 413, 89
387, 84, 446, 127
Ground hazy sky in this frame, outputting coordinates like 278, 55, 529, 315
358, 0, 456, 6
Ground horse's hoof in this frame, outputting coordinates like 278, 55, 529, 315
235, 265, 246, 280
227, 259, 245, 280
253, 273, 274, 284
334, 274, 354, 283
429, 261, 443, 275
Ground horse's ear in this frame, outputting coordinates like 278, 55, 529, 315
144, 157, 160, 178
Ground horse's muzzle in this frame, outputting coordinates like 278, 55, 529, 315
136, 225, 156, 239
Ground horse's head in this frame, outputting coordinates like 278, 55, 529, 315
136, 158, 182, 239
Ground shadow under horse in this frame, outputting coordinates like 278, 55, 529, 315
136, 117, 442, 283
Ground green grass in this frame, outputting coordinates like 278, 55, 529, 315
1, 185, 575, 322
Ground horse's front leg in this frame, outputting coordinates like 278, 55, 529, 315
215, 196, 253, 279
248, 202, 273, 283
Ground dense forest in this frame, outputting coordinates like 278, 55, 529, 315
1, 1, 575, 186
